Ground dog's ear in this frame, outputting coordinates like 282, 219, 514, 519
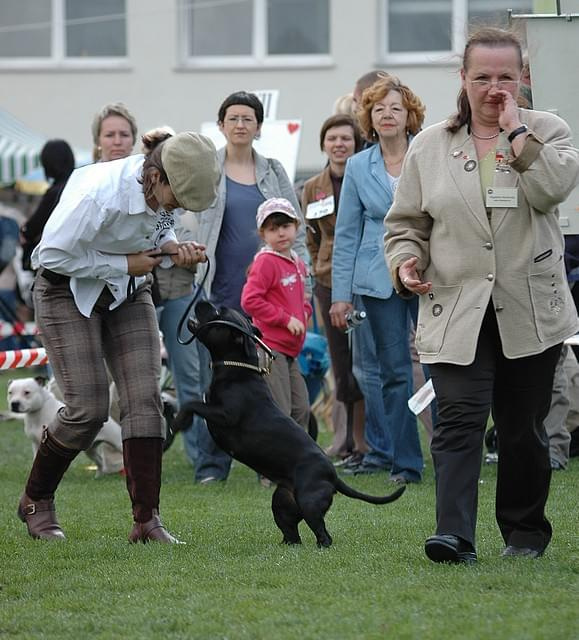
195, 300, 219, 324
34, 376, 48, 387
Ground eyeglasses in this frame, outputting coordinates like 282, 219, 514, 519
468, 79, 520, 91
225, 116, 257, 126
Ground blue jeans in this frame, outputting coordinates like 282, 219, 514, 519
0, 289, 23, 351
157, 291, 210, 469
195, 418, 233, 481
360, 294, 423, 481
351, 295, 392, 468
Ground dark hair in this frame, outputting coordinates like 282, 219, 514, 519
261, 212, 298, 230
141, 126, 175, 156
139, 136, 170, 202
357, 75, 425, 140
447, 26, 523, 133
40, 139, 75, 181
217, 91, 264, 125
319, 114, 363, 153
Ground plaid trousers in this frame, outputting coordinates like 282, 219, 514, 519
33, 273, 163, 450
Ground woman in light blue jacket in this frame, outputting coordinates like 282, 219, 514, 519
330, 75, 425, 484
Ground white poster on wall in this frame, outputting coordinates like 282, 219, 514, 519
200, 119, 302, 183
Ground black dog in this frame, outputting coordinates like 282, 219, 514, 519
175, 300, 405, 547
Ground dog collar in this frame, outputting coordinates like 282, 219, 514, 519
212, 360, 270, 376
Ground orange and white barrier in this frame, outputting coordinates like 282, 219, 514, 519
0, 321, 39, 338
0, 348, 48, 369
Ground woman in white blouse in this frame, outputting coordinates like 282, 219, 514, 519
17, 132, 219, 544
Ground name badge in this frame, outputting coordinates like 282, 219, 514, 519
306, 195, 335, 220
485, 187, 518, 208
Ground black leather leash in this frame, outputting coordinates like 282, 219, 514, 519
175, 257, 212, 345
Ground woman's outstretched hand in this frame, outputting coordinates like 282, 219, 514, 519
398, 257, 432, 295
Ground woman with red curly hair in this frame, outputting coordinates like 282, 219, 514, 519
330, 75, 426, 485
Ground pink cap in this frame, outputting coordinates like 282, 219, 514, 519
256, 197, 300, 228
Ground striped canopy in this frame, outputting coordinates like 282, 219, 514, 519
0, 108, 47, 186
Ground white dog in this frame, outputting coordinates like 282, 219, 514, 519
7, 376, 124, 477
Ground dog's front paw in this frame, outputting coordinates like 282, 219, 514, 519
173, 409, 194, 433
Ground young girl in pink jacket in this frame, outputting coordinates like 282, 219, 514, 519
242, 197, 312, 430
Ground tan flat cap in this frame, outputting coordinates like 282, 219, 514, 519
161, 132, 220, 212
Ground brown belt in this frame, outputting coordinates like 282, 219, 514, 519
39, 268, 70, 285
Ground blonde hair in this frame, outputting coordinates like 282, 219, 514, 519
333, 93, 355, 117
356, 76, 425, 141
91, 102, 138, 162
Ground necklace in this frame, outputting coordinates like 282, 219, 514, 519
471, 129, 500, 140
383, 149, 407, 166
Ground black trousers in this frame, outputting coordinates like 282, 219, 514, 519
429, 305, 561, 551
313, 282, 363, 404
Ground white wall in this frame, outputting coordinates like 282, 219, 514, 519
0, 0, 462, 176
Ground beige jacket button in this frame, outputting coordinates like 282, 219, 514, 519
486, 274, 494, 281
483, 242, 493, 250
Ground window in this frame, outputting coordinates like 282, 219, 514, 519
0, 0, 127, 66
181, 0, 330, 67
381, 0, 534, 64
65, 0, 126, 58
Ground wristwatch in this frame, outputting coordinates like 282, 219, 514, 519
507, 124, 528, 143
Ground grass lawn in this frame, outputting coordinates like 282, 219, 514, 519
0, 369, 577, 640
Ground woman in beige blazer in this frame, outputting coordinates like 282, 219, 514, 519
385, 27, 579, 564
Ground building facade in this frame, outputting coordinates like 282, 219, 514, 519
0, 0, 562, 177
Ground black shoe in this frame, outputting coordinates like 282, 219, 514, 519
333, 453, 363, 469
390, 473, 421, 485
425, 534, 477, 565
196, 476, 225, 485
342, 461, 387, 476
501, 545, 543, 559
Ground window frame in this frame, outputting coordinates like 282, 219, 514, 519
378, 0, 532, 66
0, 0, 129, 70
178, 0, 332, 70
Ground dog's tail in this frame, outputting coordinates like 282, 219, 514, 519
335, 478, 406, 504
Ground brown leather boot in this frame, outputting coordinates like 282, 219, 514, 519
18, 429, 79, 540
17, 495, 65, 540
123, 437, 182, 544
128, 509, 182, 544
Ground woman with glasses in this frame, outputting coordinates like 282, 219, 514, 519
330, 75, 426, 485
385, 27, 579, 564
192, 91, 308, 484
